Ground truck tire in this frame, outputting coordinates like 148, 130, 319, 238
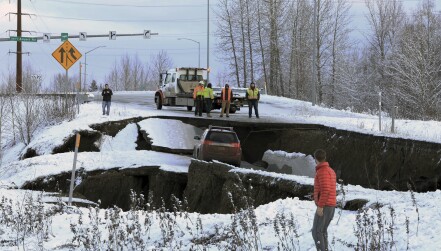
187, 106, 193, 111
229, 105, 237, 114
155, 94, 162, 110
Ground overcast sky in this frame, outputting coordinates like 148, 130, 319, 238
0, 0, 437, 89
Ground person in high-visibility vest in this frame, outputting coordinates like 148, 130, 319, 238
203, 83, 214, 117
220, 83, 233, 118
193, 81, 205, 116
246, 82, 260, 118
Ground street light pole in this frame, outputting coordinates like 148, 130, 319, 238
177, 38, 200, 67
207, 0, 210, 83
84, 45, 106, 92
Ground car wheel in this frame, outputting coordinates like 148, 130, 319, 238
187, 106, 193, 111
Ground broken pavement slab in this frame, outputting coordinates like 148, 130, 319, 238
138, 118, 203, 155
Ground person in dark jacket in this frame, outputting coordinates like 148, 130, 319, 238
246, 82, 260, 118
312, 149, 336, 251
101, 84, 113, 115
203, 83, 214, 117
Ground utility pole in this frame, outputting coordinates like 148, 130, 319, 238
207, 0, 210, 83
16, 0, 22, 92
7, 0, 33, 93
79, 62, 82, 92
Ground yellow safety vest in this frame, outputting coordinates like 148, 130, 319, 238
203, 88, 214, 99
247, 88, 259, 100
193, 86, 205, 99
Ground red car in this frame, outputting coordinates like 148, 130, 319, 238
193, 126, 242, 166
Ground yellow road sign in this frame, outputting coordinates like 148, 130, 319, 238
52, 40, 82, 70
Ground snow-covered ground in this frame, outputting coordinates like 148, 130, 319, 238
138, 118, 203, 150
0, 92, 440, 250
259, 95, 441, 143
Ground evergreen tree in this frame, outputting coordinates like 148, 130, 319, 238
89, 80, 98, 92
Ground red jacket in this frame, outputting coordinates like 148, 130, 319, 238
314, 162, 337, 207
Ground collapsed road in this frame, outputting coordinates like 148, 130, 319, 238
18, 115, 441, 213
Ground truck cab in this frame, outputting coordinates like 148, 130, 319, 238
155, 67, 207, 111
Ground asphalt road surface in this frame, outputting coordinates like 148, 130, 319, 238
92, 91, 253, 118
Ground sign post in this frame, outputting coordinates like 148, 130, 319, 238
68, 133, 81, 206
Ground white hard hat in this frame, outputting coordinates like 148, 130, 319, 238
199, 81, 204, 85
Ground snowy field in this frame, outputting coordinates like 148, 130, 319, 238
0, 92, 439, 250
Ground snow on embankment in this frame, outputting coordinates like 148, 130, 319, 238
0, 151, 191, 187
138, 118, 203, 151
100, 123, 138, 151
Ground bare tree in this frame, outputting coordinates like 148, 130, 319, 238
256, 0, 269, 91
132, 55, 147, 91
364, 0, 404, 109
14, 67, 45, 145
216, 0, 241, 87
105, 61, 120, 91
0, 84, 10, 165
151, 50, 173, 84
328, 0, 352, 106
120, 54, 133, 91
312, 0, 334, 104
245, 0, 255, 84
387, 0, 441, 119
288, 0, 313, 99
268, 0, 284, 96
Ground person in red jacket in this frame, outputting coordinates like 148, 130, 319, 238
312, 149, 336, 251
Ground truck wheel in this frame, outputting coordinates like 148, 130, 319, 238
187, 106, 193, 111
155, 94, 162, 110
229, 105, 237, 114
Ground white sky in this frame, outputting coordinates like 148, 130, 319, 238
0, 0, 438, 88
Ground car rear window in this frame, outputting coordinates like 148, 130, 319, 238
206, 131, 238, 143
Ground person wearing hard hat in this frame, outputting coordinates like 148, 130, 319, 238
203, 83, 214, 117
193, 81, 205, 117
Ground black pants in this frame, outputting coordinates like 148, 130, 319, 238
248, 100, 259, 117
205, 98, 212, 114
312, 206, 335, 251
195, 96, 204, 116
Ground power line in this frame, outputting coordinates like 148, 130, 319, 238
27, 1, 60, 68
40, 0, 207, 8
38, 14, 209, 23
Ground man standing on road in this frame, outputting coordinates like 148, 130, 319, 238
193, 81, 205, 117
246, 82, 260, 118
312, 149, 336, 251
203, 83, 214, 117
101, 84, 113, 116
220, 83, 233, 118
